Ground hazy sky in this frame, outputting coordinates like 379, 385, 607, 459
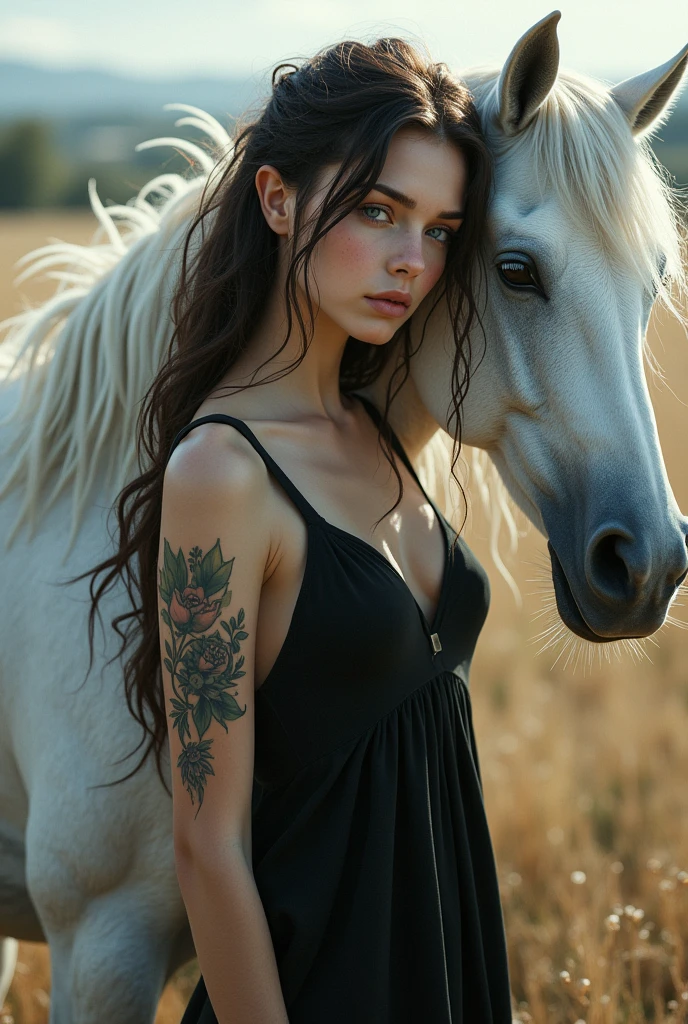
1, 0, 687, 85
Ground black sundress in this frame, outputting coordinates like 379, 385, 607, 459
172, 394, 513, 1023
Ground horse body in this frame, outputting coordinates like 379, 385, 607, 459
0, 15, 686, 1021
0, 375, 195, 1018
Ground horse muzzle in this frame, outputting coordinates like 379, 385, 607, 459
548, 527, 688, 642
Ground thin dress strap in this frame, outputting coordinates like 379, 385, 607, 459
167, 399, 436, 527
167, 413, 322, 525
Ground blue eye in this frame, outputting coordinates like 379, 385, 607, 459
360, 205, 390, 223
426, 226, 454, 244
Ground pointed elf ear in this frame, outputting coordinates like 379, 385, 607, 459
496, 10, 561, 136
611, 43, 688, 137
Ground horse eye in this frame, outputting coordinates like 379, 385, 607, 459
500, 261, 532, 286
496, 253, 547, 297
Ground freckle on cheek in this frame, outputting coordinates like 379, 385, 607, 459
321, 222, 374, 267
336, 232, 376, 266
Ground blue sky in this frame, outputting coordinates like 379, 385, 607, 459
1, 0, 687, 84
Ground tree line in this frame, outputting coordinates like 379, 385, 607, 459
0, 114, 686, 210
0, 118, 190, 208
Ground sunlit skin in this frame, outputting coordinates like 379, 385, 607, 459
299, 129, 467, 348
214, 126, 468, 423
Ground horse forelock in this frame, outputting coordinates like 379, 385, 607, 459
466, 66, 687, 324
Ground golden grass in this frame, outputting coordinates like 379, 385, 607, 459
0, 211, 686, 1023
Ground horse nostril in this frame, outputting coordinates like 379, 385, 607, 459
586, 528, 688, 607
586, 532, 636, 603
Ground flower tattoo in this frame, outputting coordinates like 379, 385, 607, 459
159, 538, 248, 817
170, 586, 222, 633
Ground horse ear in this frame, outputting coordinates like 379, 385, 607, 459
611, 44, 688, 137
497, 11, 561, 136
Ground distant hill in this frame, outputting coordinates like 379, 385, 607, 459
1, 57, 686, 124
0, 60, 263, 119
0, 59, 685, 206
2, 58, 686, 120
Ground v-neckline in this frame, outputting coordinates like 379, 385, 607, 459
179, 397, 453, 638
318, 512, 452, 637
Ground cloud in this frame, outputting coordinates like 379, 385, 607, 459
0, 16, 83, 65
0, 1, 683, 82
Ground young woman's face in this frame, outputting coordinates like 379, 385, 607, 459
303, 127, 468, 345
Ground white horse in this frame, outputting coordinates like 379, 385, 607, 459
0, 12, 686, 1022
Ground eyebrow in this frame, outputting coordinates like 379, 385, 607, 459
372, 182, 465, 220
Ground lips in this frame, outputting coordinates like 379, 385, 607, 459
368, 290, 411, 306
364, 292, 412, 318
549, 543, 608, 642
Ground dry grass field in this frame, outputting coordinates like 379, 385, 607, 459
0, 210, 686, 1023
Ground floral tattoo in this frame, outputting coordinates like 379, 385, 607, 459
159, 538, 248, 817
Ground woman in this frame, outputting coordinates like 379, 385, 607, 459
86, 36, 512, 1023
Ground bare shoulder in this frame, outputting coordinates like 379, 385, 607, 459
159, 420, 273, 857
164, 420, 272, 509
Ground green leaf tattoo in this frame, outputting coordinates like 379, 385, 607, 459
159, 538, 247, 817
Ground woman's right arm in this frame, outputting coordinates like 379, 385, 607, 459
159, 424, 289, 1024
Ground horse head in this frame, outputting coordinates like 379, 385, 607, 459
411, 12, 688, 643
2, 17, 686, 652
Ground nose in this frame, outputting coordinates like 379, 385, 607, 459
584, 524, 688, 609
388, 233, 425, 277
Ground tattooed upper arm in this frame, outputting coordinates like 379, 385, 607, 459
159, 424, 272, 864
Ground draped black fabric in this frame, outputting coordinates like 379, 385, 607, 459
171, 396, 513, 1023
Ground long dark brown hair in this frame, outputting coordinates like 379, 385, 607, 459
76, 36, 492, 796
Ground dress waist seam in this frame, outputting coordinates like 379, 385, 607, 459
255, 669, 467, 795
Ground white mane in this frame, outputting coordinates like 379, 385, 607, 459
0, 66, 684, 587
0, 106, 231, 549
0, 101, 519, 578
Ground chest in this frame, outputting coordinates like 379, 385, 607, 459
252, 524, 491, 786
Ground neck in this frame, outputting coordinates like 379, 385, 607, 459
211, 262, 442, 459
218, 264, 351, 423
